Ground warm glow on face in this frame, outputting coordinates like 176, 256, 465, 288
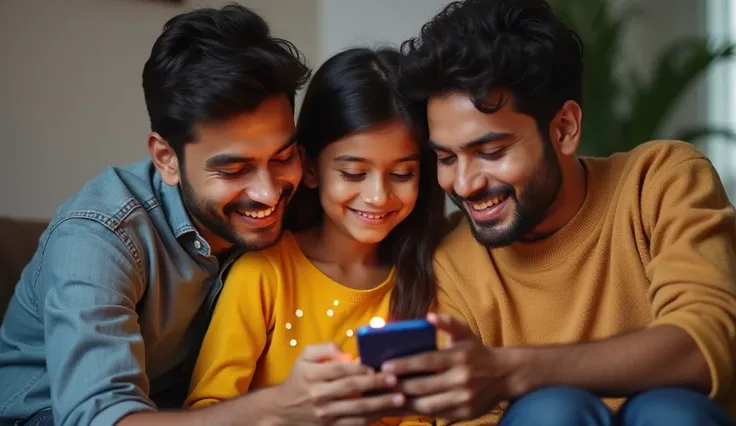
369, 316, 386, 328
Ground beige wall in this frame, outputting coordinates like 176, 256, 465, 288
0, 0, 449, 219
0, 0, 723, 219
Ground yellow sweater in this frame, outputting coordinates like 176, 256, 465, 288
185, 231, 432, 426
434, 141, 736, 425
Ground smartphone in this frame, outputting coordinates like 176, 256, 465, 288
356, 318, 437, 374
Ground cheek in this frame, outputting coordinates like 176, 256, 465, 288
436, 166, 455, 193
275, 160, 303, 188
495, 152, 539, 190
319, 176, 360, 210
395, 181, 419, 210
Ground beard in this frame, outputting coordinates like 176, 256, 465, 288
179, 169, 294, 252
450, 139, 563, 248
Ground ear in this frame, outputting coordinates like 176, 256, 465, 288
300, 147, 319, 189
550, 100, 582, 156
148, 132, 181, 186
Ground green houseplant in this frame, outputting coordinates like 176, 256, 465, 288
550, 0, 735, 156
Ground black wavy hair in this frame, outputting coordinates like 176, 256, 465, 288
399, 0, 583, 136
287, 47, 446, 320
142, 3, 311, 156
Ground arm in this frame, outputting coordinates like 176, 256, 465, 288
42, 219, 281, 426
512, 324, 710, 397
388, 156, 736, 420
41, 219, 155, 426
510, 156, 736, 398
117, 388, 281, 426
184, 254, 274, 408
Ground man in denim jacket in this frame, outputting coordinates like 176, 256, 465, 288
0, 5, 314, 426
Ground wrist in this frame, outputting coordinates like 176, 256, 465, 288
499, 346, 548, 399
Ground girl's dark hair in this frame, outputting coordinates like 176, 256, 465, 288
287, 47, 446, 320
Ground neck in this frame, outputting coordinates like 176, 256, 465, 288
524, 157, 587, 241
301, 219, 381, 266
190, 217, 233, 257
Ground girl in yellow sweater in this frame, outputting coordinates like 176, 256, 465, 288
184, 47, 446, 425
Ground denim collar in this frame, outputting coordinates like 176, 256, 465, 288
154, 171, 198, 240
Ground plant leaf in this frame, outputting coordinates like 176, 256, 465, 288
624, 39, 735, 150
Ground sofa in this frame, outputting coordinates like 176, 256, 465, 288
0, 217, 49, 319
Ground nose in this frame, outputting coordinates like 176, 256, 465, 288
246, 168, 281, 207
361, 175, 390, 207
454, 158, 486, 199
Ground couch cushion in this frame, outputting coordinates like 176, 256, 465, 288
0, 217, 48, 319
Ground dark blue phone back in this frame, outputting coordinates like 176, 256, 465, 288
356, 319, 437, 371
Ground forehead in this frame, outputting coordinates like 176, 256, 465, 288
323, 120, 419, 162
427, 91, 532, 148
186, 95, 295, 161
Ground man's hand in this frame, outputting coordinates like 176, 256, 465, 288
381, 314, 524, 422
275, 342, 406, 425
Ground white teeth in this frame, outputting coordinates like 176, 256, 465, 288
355, 210, 389, 219
470, 195, 507, 211
239, 205, 276, 218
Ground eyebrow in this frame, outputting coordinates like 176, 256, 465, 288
428, 131, 515, 152
332, 153, 421, 163
205, 137, 296, 168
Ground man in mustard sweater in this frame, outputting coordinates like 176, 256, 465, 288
382, 0, 736, 425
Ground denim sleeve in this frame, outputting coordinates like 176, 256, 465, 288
37, 217, 156, 425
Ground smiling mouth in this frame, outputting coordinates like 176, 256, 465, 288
468, 194, 509, 211
235, 204, 277, 219
349, 208, 394, 219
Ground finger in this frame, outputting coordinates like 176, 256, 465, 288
399, 365, 469, 396
381, 347, 465, 376
428, 313, 475, 345
299, 343, 343, 362
407, 389, 474, 417
316, 392, 406, 420
305, 360, 372, 383
309, 372, 397, 403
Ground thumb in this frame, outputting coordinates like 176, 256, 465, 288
428, 313, 475, 345
299, 342, 343, 362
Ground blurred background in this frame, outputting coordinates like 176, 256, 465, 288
0, 0, 734, 220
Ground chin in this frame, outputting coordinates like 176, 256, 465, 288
237, 226, 284, 251
348, 230, 390, 245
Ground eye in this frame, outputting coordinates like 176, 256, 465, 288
215, 169, 245, 178
437, 155, 456, 166
271, 146, 297, 163
339, 171, 366, 181
479, 149, 506, 160
390, 171, 415, 181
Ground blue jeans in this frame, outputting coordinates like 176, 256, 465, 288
500, 386, 736, 426
23, 408, 53, 426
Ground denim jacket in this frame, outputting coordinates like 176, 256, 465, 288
0, 159, 242, 426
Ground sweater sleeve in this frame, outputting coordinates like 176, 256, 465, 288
643, 156, 736, 399
184, 253, 278, 409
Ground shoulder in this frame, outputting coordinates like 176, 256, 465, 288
52, 159, 158, 225
228, 231, 300, 278
23, 160, 163, 292
584, 140, 709, 184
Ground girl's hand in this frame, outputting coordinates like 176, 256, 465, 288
275, 343, 406, 425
